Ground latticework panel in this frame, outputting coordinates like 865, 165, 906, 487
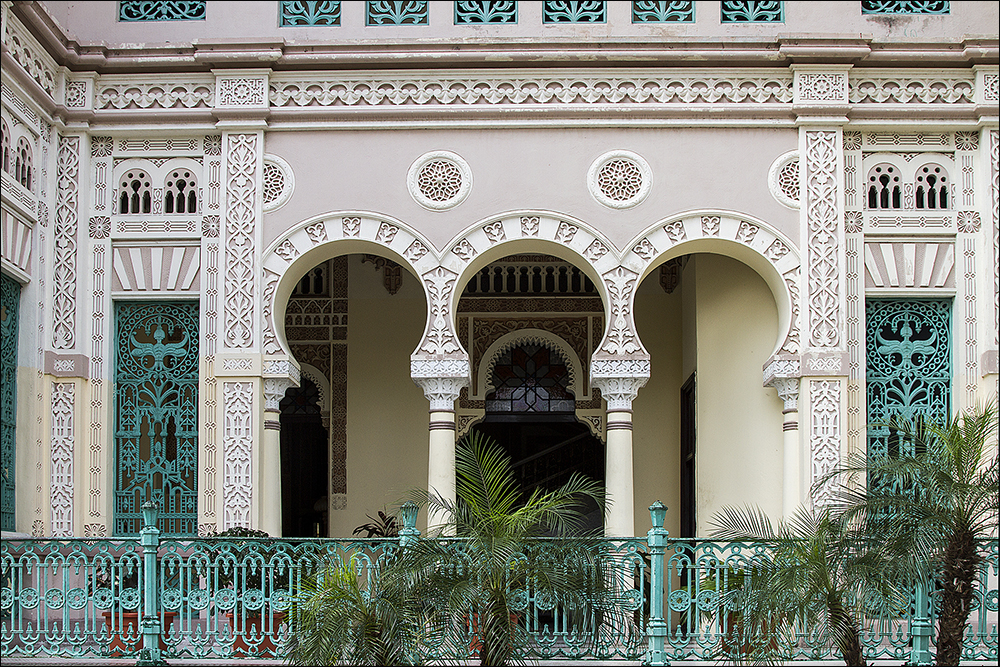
0, 273, 20, 531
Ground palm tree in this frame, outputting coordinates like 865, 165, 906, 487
824, 401, 998, 666
709, 505, 907, 666
285, 558, 426, 666
395, 429, 609, 666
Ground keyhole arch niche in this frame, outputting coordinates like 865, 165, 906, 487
266, 225, 431, 537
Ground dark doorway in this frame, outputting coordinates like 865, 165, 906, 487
474, 418, 605, 535
279, 378, 329, 537
680, 373, 696, 538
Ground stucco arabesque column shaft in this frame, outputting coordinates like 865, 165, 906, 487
792, 65, 851, 512
411, 357, 470, 537
591, 358, 649, 538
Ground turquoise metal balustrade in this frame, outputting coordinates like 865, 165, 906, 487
2, 504, 997, 663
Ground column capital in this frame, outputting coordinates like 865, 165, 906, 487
263, 376, 296, 413
411, 358, 471, 411
591, 357, 650, 411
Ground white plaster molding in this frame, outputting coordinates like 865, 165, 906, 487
587, 150, 651, 209
50, 382, 75, 537
768, 150, 800, 210
809, 379, 841, 508
262, 153, 294, 212
590, 373, 649, 411
407, 150, 472, 211
263, 377, 295, 412
222, 381, 254, 529
412, 375, 470, 412
769, 377, 799, 412
762, 355, 801, 386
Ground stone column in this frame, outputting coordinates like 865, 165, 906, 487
262, 375, 295, 537
765, 356, 802, 519
592, 360, 649, 538
412, 360, 469, 536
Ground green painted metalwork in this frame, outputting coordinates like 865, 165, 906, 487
633, 0, 695, 23
118, 1, 206, 21
366, 0, 429, 25
720, 0, 784, 22
866, 299, 951, 461
114, 302, 199, 537
3, 509, 996, 662
543, 1, 606, 23
862, 1, 950, 14
279, 1, 341, 26
0, 273, 19, 532
455, 0, 517, 24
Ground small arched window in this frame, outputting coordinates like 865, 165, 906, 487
164, 169, 197, 214
915, 164, 948, 210
118, 169, 152, 214
867, 163, 901, 210
1, 120, 10, 174
14, 137, 32, 190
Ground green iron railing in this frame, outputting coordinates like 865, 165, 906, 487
2, 502, 997, 664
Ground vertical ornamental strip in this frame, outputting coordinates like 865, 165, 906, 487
645, 502, 669, 666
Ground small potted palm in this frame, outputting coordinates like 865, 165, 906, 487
208, 527, 291, 657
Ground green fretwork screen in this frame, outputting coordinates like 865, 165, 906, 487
866, 299, 951, 462
114, 301, 198, 535
1, 273, 20, 531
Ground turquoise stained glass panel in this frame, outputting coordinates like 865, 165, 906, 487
114, 301, 199, 536
118, 1, 206, 21
866, 299, 951, 461
0, 273, 19, 532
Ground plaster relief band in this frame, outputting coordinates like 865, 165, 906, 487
264, 420, 281, 431
783, 422, 799, 432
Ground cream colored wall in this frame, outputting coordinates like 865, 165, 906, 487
262, 128, 797, 253
694, 254, 784, 532
336, 255, 429, 537
632, 271, 683, 537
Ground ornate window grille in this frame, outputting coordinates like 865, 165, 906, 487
280, 1, 342, 25
861, 1, 949, 14
0, 273, 19, 531
14, 137, 32, 190
118, 1, 206, 21
486, 344, 576, 414
366, 1, 429, 25
866, 299, 951, 465
119, 169, 153, 214
114, 301, 199, 536
866, 163, 902, 209
914, 163, 949, 209
164, 168, 198, 214
632, 0, 695, 22
293, 263, 329, 296
720, 0, 784, 22
543, 1, 606, 23
455, 0, 517, 23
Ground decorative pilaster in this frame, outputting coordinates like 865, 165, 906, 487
50, 382, 74, 537
795, 65, 849, 509
591, 358, 649, 538
52, 134, 81, 353
222, 381, 254, 529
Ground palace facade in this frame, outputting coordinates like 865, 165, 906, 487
1, 0, 997, 540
